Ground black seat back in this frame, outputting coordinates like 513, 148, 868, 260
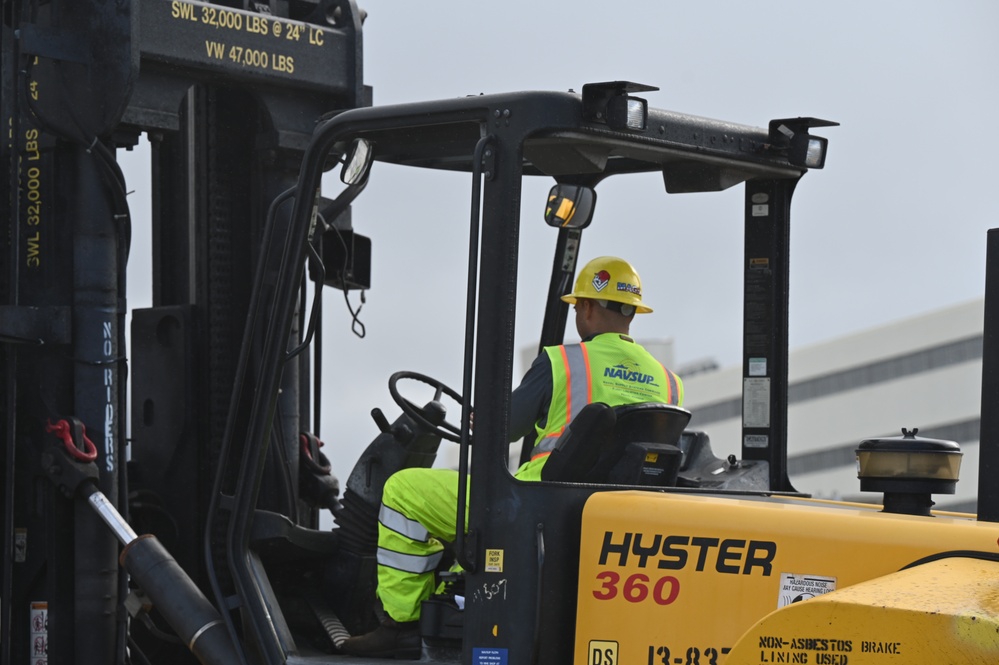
539, 402, 616, 483
541, 402, 691, 485
612, 402, 691, 448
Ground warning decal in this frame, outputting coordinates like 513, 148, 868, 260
743, 378, 771, 428
30, 601, 48, 664
485, 549, 504, 573
473, 647, 508, 665
778, 572, 837, 608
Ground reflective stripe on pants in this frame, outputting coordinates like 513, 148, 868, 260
376, 467, 468, 622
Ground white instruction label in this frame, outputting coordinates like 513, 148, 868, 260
778, 573, 837, 608
743, 378, 770, 427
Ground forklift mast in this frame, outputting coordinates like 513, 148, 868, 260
2, 2, 364, 663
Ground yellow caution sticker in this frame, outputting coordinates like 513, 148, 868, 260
485, 548, 503, 573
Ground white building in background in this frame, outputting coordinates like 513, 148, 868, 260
681, 298, 984, 512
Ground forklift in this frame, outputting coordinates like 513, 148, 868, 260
4, 2, 999, 665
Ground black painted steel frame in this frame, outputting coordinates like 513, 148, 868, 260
2, 2, 365, 664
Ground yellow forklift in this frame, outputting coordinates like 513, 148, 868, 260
244, 81, 999, 665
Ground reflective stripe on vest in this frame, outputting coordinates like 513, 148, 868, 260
533, 344, 591, 457
663, 364, 678, 405
563, 343, 592, 428
377, 546, 443, 574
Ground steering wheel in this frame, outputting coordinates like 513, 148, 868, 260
388, 371, 465, 443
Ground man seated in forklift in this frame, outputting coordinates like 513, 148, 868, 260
342, 256, 684, 658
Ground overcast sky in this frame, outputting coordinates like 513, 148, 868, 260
120, 1, 998, 478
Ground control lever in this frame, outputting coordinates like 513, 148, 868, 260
370, 407, 391, 433
370, 406, 414, 441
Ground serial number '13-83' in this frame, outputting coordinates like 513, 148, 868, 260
650, 645, 721, 665
593, 571, 679, 605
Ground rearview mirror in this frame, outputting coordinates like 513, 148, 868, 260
341, 138, 373, 185
544, 184, 596, 229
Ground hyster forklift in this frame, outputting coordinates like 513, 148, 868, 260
4, 2, 999, 665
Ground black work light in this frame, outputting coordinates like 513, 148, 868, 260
606, 95, 648, 131
582, 81, 658, 132
768, 117, 839, 169
790, 133, 829, 169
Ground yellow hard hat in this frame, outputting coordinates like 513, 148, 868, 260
561, 256, 652, 314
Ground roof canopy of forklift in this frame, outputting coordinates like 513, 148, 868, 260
329, 86, 809, 190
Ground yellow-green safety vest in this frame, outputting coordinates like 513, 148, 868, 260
516, 332, 683, 480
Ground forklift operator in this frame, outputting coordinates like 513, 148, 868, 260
342, 256, 685, 658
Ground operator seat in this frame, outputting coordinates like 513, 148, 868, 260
540, 402, 691, 485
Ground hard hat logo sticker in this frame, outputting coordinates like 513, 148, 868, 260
617, 282, 641, 296
592, 270, 611, 292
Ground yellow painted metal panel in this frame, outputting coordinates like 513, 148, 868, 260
725, 556, 999, 664
573, 491, 999, 665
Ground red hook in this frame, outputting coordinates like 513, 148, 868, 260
46, 419, 98, 463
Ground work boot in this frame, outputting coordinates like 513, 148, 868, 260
340, 616, 421, 659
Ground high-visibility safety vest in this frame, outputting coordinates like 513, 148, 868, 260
515, 332, 683, 481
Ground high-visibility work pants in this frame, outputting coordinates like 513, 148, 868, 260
376, 468, 468, 623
